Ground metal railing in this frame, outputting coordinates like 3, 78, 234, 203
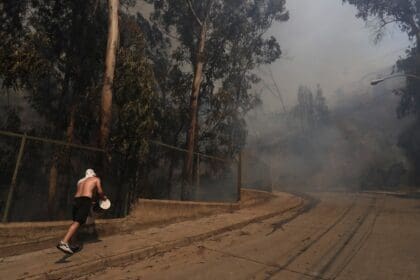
0, 130, 104, 222
0, 130, 244, 222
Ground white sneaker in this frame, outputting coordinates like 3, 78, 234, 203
56, 241, 74, 254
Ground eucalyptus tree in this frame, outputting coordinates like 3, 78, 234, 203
314, 84, 329, 126
343, 0, 420, 45
341, 0, 420, 116
0, 0, 109, 218
0, 0, 158, 217
343, 0, 420, 183
100, 0, 120, 149
146, 0, 289, 199
293, 86, 315, 132
108, 12, 159, 212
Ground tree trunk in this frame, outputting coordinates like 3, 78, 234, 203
167, 150, 180, 199
99, 0, 119, 149
47, 158, 58, 219
182, 22, 207, 200
66, 106, 76, 142
47, 106, 76, 219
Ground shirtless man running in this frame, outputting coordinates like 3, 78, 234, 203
57, 168, 107, 254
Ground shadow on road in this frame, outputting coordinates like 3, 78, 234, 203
267, 192, 320, 235
55, 253, 74, 264
55, 224, 103, 264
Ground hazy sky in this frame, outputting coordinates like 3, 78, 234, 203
261, 0, 411, 111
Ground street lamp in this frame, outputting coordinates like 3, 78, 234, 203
371, 73, 420, 85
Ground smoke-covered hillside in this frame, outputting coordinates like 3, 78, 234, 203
246, 79, 414, 192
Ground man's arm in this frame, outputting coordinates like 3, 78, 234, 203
96, 178, 107, 200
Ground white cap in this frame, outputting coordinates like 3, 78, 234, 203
85, 168, 96, 178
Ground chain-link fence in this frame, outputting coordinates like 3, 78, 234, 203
242, 149, 272, 192
138, 140, 239, 202
0, 131, 105, 222
0, 131, 246, 223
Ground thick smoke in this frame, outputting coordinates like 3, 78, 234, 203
246, 75, 414, 192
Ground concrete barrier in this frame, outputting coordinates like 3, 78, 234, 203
0, 188, 273, 257
240, 188, 276, 207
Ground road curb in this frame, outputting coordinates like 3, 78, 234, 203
0, 189, 272, 258
31, 196, 306, 280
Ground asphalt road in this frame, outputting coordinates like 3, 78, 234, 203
85, 192, 420, 280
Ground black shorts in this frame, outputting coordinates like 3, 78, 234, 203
72, 196, 92, 225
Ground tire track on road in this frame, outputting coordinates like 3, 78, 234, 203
329, 196, 384, 280
267, 192, 320, 236
201, 246, 329, 280
314, 197, 377, 279
263, 194, 358, 280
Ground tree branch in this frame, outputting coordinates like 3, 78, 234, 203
149, 18, 182, 42
186, 0, 203, 26
204, 0, 215, 22
377, 18, 399, 32
267, 66, 287, 113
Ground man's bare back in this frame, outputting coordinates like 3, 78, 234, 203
75, 177, 105, 199
57, 168, 107, 254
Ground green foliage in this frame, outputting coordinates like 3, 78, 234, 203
0, 0, 108, 140
0, 1, 160, 213
145, 0, 288, 158
344, 0, 420, 186
111, 14, 159, 163
395, 47, 420, 118
398, 121, 420, 184
359, 162, 407, 190
0, 107, 22, 185
314, 84, 330, 125
342, 1, 420, 120
0, 0, 158, 154
0, 0, 290, 207
291, 84, 329, 132
342, 0, 420, 42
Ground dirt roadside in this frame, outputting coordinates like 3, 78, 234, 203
0, 191, 306, 280
0, 188, 273, 258
83, 192, 420, 280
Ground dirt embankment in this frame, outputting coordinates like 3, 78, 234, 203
0, 188, 274, 257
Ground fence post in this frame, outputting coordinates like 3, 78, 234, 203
2, 134, 27, 223
237, 150, 242, 202
123, 190, 130, 217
